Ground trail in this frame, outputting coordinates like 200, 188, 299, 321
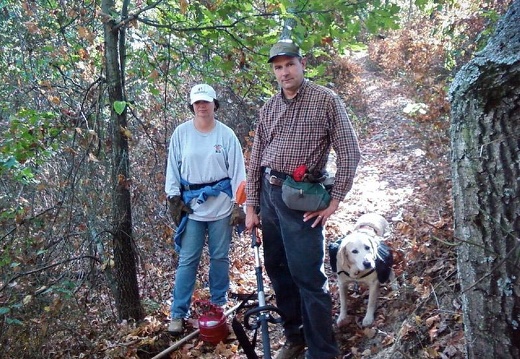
327, 51, 459, 358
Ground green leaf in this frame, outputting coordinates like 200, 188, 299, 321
149, 87, 160, 96
1, 157, 18, 169
348, 43, 368, 52
0, 307, 10, 315
6, 318, 23, 325
113, 101, 127, 115
414, 0, 428, 10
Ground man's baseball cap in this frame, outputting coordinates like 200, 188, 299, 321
190, 84, 217, 104
268, 40, 301, 63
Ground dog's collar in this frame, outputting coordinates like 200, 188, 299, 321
337, 268, 375, 279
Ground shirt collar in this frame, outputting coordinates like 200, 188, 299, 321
281, 79, 308, 103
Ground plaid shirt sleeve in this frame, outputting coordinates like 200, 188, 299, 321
245, 113, 266, 207
327, 94, 360, 200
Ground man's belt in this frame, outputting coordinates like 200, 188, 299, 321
182, 179, 224, 191
264, 167, 289, 187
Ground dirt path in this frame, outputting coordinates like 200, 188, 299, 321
332, 51, 449, 226
326, 52, 459, 358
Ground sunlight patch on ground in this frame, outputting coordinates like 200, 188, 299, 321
329, 163, 415, 236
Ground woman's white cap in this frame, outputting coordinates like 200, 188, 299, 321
190, 84, 217, 104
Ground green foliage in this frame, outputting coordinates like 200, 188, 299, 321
47, 280, 78, 299
113, 101, 127, 115
365, 3, 401, 33
139, 0, 404, 96
0, 109, 61, 184
0, 300, 23, 326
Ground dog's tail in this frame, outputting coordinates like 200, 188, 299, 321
354, 213, 389, 237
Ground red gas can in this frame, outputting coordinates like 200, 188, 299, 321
197, 302, 229, 345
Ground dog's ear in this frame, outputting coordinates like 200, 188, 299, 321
376, 243, 394, 282
336, 245, 347, 271
337, 244, 354, 271
346, 247, 357, 266
371, 235, 382, 248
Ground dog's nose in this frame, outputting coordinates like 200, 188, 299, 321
363, 261, 372, 269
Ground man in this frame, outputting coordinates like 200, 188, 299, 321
245, 40, 361, 359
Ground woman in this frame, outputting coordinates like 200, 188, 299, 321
165, 84, 246, 333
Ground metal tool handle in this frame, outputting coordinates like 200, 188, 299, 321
251, 227, 261, 248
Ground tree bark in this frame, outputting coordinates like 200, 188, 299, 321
449, 1, 520, 358
102, 0, 144, 321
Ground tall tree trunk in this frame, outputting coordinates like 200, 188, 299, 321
101, 0, 144, 321
449, 1, 520, 357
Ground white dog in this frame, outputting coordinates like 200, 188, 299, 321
329, 213, 396, 327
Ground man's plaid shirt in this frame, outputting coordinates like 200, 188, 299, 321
246, 79, 361, 207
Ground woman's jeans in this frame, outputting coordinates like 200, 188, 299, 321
171, 216, 231, 319
260, 176, 339, 359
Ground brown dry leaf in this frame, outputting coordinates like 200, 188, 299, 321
363, 327, 377, 339
362, 348, 372, 356
399, 322, 415, 339
425, 346, 440, 357
77, 26, 94, 42
40, 80, 52, 88
78, 48, 89, 59
88, 152, 99, 162
214, 342, 237, 356
179, 0, 188, 13
150, 69, 159, 80
24, 21, 40, 34
48, 95, 60, 104
428, 326, 439, 341
120, 126, 133, 140
425, 260, 445, 274
382, 333, 395, 346
425, 314, 440, 327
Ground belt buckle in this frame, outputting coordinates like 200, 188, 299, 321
269, 175, 278, 185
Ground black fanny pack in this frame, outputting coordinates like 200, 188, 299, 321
182, 178, 229, 191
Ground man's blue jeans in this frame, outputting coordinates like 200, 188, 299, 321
171, 216, 231, 319
260, 176, 339, 359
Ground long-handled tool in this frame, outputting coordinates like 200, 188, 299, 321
233, 228, 284, 359
152, 302, 243, 359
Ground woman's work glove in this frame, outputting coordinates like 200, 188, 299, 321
229, 204, 246, 226
168, 196, 193, 226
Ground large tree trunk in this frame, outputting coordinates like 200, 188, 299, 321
102, 0, 144, 321
449, 1, 520, 358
